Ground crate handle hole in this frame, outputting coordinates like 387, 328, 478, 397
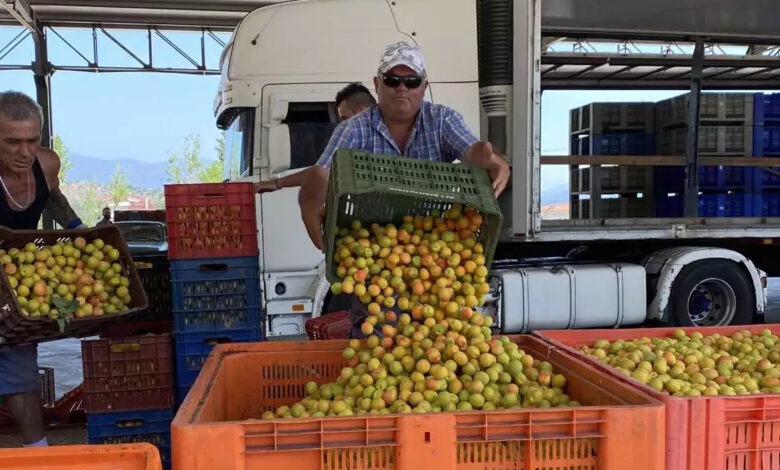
424, 432, 430, 443
194, 193, 225, 199
198, 264, 229, 272
115, 419, 145, 428
110, 343, 141, 353
204, 337, 233, 345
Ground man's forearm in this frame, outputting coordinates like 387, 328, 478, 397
45, 188, 82, 229
298, 166, 329, 210
278, 168, 312, 189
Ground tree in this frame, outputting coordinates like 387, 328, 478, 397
166, 134, 203, 184
108, 163, 131, 207
198, 159, 224, 183
149, 190, 165, 210
166, 134, 225, 184
70, 183, 103, 226
215, 131, 226, 162
53, 136, 73, 183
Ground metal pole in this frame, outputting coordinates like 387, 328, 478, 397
684, 39, 704, 217
32, 27, 54, 229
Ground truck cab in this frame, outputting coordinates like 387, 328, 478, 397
216, 0, 770, 337
215, 0, 480, 337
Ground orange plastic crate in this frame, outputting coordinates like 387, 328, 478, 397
537, 325, 780, 470
172, 336, 664, 470
0, 443, 162, 470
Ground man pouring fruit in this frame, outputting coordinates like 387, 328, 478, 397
0, 91, 86, 447
298, 42, 510, 337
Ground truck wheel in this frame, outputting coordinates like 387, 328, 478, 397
669, 260, 755, 327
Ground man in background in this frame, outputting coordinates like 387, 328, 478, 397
96, 207, 112, 226
253, 83, 376, 193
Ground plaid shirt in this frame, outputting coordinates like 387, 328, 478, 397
317, 101, 478, 167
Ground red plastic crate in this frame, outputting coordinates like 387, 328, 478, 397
304, 311, 350, 340
164, 183, 258, 260
537, 325, 780, 470
100, 321, 173, 339
82, 335, 174, 413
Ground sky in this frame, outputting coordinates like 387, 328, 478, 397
1, 26, 687, 191
1, 27, 226, 164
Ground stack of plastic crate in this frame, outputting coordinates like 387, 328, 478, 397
81, 335, 174, 469
751, 93, 780, 216
164, 182, 263, 404
654, 92, 755, 217
569, 102, 655, 219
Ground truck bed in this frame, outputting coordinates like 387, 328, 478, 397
515, 217, 780, 242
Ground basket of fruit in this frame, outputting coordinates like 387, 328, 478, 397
0, 225, 148, 348
324, 150, 503, 283
537, 326, 780, 470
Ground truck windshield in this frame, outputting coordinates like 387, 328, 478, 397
117, 224, 164, 243
223, 108, 254, 180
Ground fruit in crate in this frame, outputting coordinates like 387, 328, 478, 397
579, 328, 780, 396
0, 237, 132, 320
263, 205, 578, 418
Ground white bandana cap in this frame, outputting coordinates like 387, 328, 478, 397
378, 41, 427, 77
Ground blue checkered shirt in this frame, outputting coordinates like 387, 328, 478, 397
317, 101, 478, 167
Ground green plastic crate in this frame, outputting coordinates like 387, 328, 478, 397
324, 150, 503, 283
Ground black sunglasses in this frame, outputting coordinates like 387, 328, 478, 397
381, 73, 424, 89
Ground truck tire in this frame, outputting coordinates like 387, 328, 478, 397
669, 260, 755, 327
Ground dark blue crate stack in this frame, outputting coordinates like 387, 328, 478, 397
570, 132, 655, 219
171, 257, 263, 403
654, 92, 756, 217
752, 93, 780, 216
87, 408, 173, 469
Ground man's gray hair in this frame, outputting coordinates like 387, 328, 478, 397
0, 91, 43, 126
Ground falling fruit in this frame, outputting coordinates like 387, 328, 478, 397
263, 206, 578, 419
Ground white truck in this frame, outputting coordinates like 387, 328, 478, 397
214, 0, 778, 337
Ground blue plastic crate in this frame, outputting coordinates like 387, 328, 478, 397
171, 257, 262, 334
654, 167, 751, 191
655, 192, 752, 217
87, 408, 172, 467
754, 93, 780, 125
752, 167, 780, 191
754, 125, 780, 156
174, 328, 261, 391
700, 193, 751, 217
571, 133, 654, 156
750, 192, 780, 217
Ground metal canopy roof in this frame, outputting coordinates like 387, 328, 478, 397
542, 0, 780, 43
541, 51, 780, 90
1, 0, 778, 38
2, 0, 780, 89
0, 0, 287, 30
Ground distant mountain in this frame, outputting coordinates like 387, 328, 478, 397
541, 184, 569, 206
65, 153, 167, 189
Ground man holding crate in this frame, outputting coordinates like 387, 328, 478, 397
0, 91, 86, 447
298, 42, 510, 337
